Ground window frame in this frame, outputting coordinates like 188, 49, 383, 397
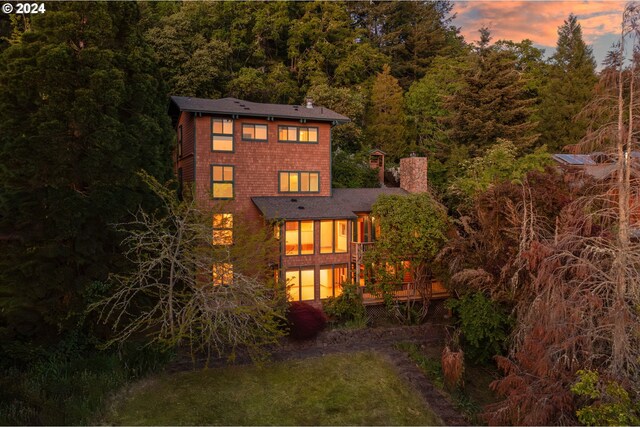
286, 266, 315, 301
212, 262, 234, 286
278, 171, 320, 193
211, 117, 234, 152
212, 213, 233, 245
320, 219, 349, 254
284, 220, 314, 256
211, 164, 234, 199
241, 123, 268, 142
277, 125, 319, 144
319, 264, 348, 299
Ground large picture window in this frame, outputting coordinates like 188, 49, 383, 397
278, 126, 318, 143
212, 118, 234, 151
320, 219, 348, 254
319, 265, 348, 299
279, 171, 319, 193
211, 165, 234, 199
286, 267, 315, 301
241, 123, 268, 141
285, 220, 314, 255
212, 213, 233, 245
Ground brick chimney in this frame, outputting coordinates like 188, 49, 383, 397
400, 156, 428, 193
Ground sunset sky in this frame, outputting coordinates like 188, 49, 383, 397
451, 1, 626, 67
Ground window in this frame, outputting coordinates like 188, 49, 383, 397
212, 118, 234, 151
285, 220, 314, 255
213, 213, 233, 245
241, 123, 268, 141
320, 220, 348, 254
278, 126, 318, 143
286, 267, 315, 301
177, 125, 183, 158
213, 263, 233, 286
211, 165, 234, 199
279, 171, 319, 193
320, 265, 348, 299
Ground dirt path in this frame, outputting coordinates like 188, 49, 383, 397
170, 323, 468, 426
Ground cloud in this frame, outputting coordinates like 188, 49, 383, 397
452, 1, 625, 49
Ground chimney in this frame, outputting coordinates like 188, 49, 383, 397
305, 98, 314, 109
400, 156, 428, 193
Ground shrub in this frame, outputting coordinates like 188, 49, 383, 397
286, 302, 327, 340
446, 292, 511, 364
322, 282, 366, 326
442, 345, 465, 390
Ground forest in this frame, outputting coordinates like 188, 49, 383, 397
0, 1, 639, 425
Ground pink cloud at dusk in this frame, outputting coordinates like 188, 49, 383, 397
452, 1, 625, 55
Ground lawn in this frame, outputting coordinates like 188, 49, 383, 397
102, 351, 443, 426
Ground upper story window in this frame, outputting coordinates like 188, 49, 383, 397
213, 213, 233, 245
212, 118, 234, 151
285, 220, 314, 255
177, 125, 183, 158
320, 220, 348, 254
242, 123, 268, 142
278, 126, 318, 143
279, 171, 319, 193
211, 165, 234, 199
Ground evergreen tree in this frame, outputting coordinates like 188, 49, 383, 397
445, 28, 538, 157
0, 2, 173, 350
366, 64, 407, 161
537, 14, 597, 152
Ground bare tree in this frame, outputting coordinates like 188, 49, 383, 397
90, 171, 285, 363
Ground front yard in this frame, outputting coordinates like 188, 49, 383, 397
101, 351, 442, 426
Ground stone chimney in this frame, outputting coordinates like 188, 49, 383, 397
305, 97, 314, 109
400, 156, 428, 193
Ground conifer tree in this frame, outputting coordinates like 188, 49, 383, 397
0, 2, 173, 349
367, 64, 407, 161
537, 14, 597, 152
445, 28, 538, 157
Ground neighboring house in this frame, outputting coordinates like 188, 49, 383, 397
169, 96, 447, 305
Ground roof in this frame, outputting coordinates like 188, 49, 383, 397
169, 96, 350, 124
252, 187, 408, 221
552, 154, 596, 166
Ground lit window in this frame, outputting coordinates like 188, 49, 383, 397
213, 213, 233, 245
279, 171, 319, 193
285, 220, 314, 255
319, 220, 348, 253
213, 263, 233, 286
286, 267, 315, 301
278, 126, 318, 143
242, 123, 268, 141
212, 118, 233, 151
212, 165, 233, 199
320, 265, 347, 298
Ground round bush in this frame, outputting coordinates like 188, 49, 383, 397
287, 302, 327, 340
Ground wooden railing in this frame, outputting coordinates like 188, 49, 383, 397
351, 241, 375, 264
358, 280, 449, 305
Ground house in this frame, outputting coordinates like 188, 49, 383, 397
169, 96, 447, 305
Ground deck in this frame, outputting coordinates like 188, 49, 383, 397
360, 280, 449, 305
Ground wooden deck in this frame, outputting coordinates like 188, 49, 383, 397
360, 280, 449, 305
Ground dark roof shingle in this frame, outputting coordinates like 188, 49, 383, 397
252, 187, 407, 221
170, 96, 349, 123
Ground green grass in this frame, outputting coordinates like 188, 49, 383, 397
103, 352, 443, 426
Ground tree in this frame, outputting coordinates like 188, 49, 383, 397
445, 28, 538, 157
0, 2, 173, 351
366, 64, 407, 161
366, 192, 450, 321
538, 14, 597, 152
331, 149, 380, 189
91, 173, 285, 362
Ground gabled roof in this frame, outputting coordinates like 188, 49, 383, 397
252, 187, 407, 221
169, 96, 350, 124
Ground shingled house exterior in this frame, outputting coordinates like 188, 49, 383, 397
169, 96, 446, 304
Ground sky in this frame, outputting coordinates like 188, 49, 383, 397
451, 1, 626, 67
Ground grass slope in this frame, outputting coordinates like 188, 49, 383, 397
104, 351, 443, 426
